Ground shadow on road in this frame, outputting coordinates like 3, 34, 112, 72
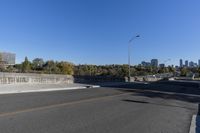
112, 81, 200, 104
119, 81, 200, 132
125, 90, 200, 103
122, 98, 196, 110
122, 99, 149, 104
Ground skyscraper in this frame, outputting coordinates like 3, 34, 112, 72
198, 59, 200, 67
189, 61, 194, 68
180, 59, 183, 68
141, 61, 151, 67
159, 64, 165, 68
151, 59, 158, 67
185, 60, 188, 67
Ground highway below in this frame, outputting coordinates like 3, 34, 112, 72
0, 81, 199, 133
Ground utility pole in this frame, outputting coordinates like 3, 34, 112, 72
128, 35, 140, 82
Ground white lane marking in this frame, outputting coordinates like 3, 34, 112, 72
189, 115, 200, 133
0, 85, 101, 95
189, 115, 196, 133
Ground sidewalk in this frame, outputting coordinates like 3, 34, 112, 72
0, 83, 100, 95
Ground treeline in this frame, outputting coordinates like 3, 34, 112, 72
0, 57, 74, 75
180, 67, 200, 77
0, 57, 179, 77
74, 64, 176, 77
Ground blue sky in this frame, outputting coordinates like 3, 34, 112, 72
0, 0, 200, 65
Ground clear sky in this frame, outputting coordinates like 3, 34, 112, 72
0, 0, 200, 65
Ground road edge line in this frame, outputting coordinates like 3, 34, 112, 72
0, 85, 101, 95
189, 115, 196, 133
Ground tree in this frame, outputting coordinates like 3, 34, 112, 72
57, 62, 74, 75
32, 58, 44, 70
0, 53, 2, 62
198, 67, 200, 77
22, 57, 31, 73
14, 64, 22, 72
168, 66, 176, 73
0, 53, 4, 71
6, 65, 15, 72
180, 67, 188, 76
43, 60, 57, 74
119, 65, 129, 77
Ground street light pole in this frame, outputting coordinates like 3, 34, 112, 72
128, 35, 140, 82
128, 42, 131, 81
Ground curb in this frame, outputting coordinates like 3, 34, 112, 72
0, 85, 101, 95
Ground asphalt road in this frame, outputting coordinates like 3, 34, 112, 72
0, 81, 199, 133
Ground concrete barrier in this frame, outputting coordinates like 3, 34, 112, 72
128, 73, 174, 82
74, 76, 125, 83
0, 72, 74, 84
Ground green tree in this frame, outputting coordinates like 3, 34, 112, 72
14, 64, 22, 72
22, 57, 31, 73
32, 58, 44, 71
0, 53, 2, 62
198, 67, 200, 77
6, 65, 15, 72
119, 65, 129, 77
180, 67, 188, 76
44, 60, 57, 74
168, 66, 176, 73
0, 53, 4, 71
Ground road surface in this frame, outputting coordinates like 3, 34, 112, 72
0, 81, 199, 133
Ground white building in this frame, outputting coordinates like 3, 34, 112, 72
0, 52, 16, 65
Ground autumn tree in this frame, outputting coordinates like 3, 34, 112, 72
57, 62, 74, 75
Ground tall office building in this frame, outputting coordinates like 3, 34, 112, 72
141, 61, 151, 67
194, 63, 198, 67
185, 60, 189, 67
198, 59, 200, 67
159, 64, 165, 68
180, 59, 183, 68
189, 61, 194, 68
0, 52, 16, 65
151, 59, 158, 67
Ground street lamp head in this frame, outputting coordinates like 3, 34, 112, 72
129, 34, 140, 43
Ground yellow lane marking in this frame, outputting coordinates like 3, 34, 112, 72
0, 93, 131, 118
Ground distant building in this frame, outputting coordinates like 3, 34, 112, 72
185, 60, 188, 67
141, 61, 146, 66
198, 59, 200, 67
159, 64, 165, 68
141, 61, 151, 67
189, 61, 194, 68
180, 59, 183, 68
151, 59, 158, 67
0, 52, 16, 65
175, 66, 179, 69
194, 63, 198, 68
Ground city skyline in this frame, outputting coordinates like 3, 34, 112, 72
180, 59, 200, 68
1, 50, 200, 66
0, 0, 200, 65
